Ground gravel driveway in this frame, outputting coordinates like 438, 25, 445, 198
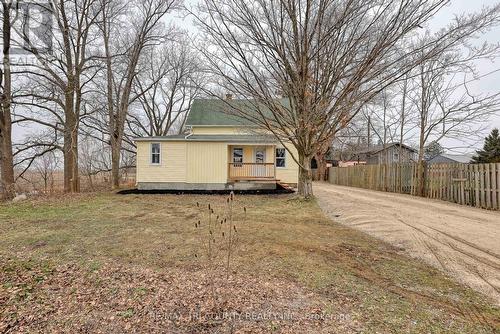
314, 182, 500, 304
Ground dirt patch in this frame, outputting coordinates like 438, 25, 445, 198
315, 182, 500, 305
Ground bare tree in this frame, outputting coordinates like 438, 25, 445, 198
128, 42, 204, 137
365, 91, 402, 163
397, 75, 417, 164
0, 0, 19, 199
79, 134, 110, 190
364, 84, 418, 155
413, 55, 500, 161
411, 34, 500, 195
12, 130, 60, 184
193, 0, 500, 198
332, 110, 371, 162
34, 150, 60, 193
14, 0, 101, 193
99, 0, 180, 189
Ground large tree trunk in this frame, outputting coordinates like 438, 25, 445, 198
71, 130, 79, 192
110, 60, 137, 189
315, 151, 328, 181
0, 80, 14, 199
317, 157, 327, 181
43, 174, 48, 193
417, 160, 426, 197
63, 107, 79, 193
1, 2, 15, 200
110, 133, 122, 189
298, 153, 313, 198
110, 64, 135, 189
102, 7, 117, 189
63, 133, 73, 193
0, 119, 15, 199
416, 133, 426, 197
416, 69, 429, 197
61, 4, 81, 194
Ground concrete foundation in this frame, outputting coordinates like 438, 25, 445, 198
232, 181, 277, 190
137, 181, 277, 191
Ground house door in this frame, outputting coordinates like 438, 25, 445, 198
254, 147, 266, 177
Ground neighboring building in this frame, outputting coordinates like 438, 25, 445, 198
352, 143, 417, 165
134, 99, 299, 191
428, 153, 473, 164
338, 161, 367, 167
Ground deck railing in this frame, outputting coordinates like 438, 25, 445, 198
228, 163, 275, 180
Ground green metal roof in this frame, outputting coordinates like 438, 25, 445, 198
186, 134, 277, 143
134, 134, 277, 143
185, 98, 290, 126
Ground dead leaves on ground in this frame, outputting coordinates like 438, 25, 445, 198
0, 257, 357, 333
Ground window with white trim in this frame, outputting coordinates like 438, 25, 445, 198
232, 147, 243, 166
151, 143, 161, 164
276, 148, 286, 168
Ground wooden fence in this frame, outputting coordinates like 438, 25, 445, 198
328, 163, 500, 210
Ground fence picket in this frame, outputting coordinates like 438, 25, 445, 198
485, 164, 491, 209
328, 162, 500, 210
474, 164, 480, 208
497, 163, 500, 209
491, 163, 497, 210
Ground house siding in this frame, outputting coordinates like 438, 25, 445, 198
136, 141, 187, 183
186, 142, 228, 183
359, 145, 417, 165
276, 143, 299, 185
136, 132, 299, 187
374, 145, 416, 164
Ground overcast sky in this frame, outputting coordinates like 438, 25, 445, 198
11, 0, 500, 154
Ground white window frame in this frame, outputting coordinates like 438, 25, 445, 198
275, 147, 286, 168
150, 143, 161, 165
232, 147, 243, 166
254, 147, 266, 164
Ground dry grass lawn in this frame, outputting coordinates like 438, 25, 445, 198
0, 192, 499, 333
